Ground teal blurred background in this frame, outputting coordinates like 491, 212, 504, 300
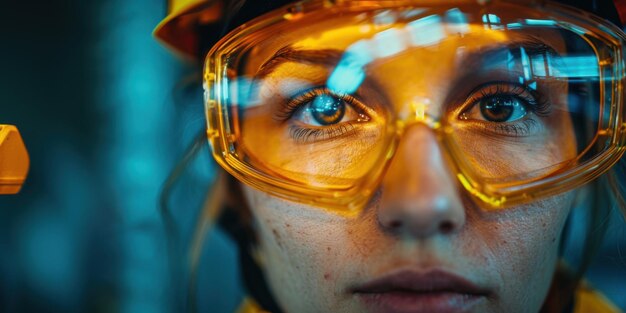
1, 1, 242, 312
0, 1, 624, 313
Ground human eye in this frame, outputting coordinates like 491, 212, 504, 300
276, 87, 372, 143
459, 82, 550, 136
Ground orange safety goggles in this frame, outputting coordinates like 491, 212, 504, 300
203, 0, 626, 214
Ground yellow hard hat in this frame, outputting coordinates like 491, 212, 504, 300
0, 125, 29, 194
153, 0, 224, 60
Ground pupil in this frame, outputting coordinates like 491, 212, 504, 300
480, 96, 516, 122
311, 95, 345, 125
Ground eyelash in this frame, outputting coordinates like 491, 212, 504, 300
288, 123, 358, 143
274, 87, 361, 122
275, 82, 549, 141
468, 83, 550, 117
463, 83, 551, 136
275, 87, 367, 143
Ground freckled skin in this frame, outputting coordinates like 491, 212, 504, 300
244, 186, 574, 313
239, 100, 576, 311
230, 10, 578, 313
238, 41, 575, 312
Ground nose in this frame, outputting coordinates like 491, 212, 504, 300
377, 124, 466, 238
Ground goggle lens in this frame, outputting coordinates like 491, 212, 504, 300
205, 1, 626, 212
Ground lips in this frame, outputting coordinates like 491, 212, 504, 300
351, 269, 490, 313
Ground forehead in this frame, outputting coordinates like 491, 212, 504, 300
245, 30, 567, 88
253, 23, 565, 102
242, 4, 569, 74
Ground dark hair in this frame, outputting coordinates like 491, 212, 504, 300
162, 1, 626, 312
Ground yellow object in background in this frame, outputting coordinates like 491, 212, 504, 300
153, 0, 223, 59
0, 125, 29, 194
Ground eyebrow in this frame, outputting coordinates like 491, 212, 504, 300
465, 39, 561, 76
255, 46, 344, 78
255, 38, 560, 79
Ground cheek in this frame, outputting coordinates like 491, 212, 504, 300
242, 185, 575, 313
472, 192, 574, 309
244, 187, 358, 312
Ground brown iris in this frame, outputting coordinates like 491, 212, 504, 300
310, 94, 346, 125
479, 95, 526, 122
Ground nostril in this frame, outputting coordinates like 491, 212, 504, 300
439, 221, 454, 234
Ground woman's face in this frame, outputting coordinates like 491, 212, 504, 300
243, 177, 574, 313
237, 16, 577, 313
